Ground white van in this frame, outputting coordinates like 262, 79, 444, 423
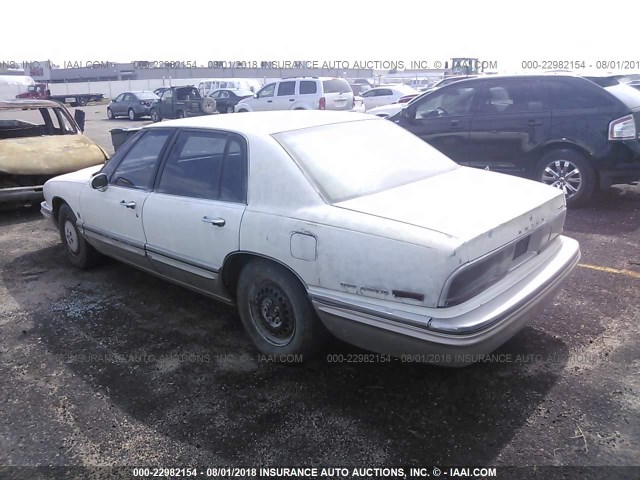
198, 78, 262, 97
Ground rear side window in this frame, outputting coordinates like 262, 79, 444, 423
110, 129, 172, 190
477, 79, 546, 113
322, 79, 352, 94
157, 131, 247, 203
544, 79, 616, 109
277, 81, 296, 96
299, 81, 317, 94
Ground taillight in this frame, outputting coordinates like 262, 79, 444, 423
609, 114, 636, 140
319, 97, 326, 110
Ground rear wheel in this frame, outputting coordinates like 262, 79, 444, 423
237, 109, 248, 113
535, 149, 596, 207
128, 108, 137, 121
176, 110, 185, 119
58, 204, 101, 269
150, 109, 161, 122
226, 105, 234, 114
236, 260, 329, 359
77, 97, 88, 106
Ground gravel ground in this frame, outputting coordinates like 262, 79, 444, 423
0, 111, 638, 478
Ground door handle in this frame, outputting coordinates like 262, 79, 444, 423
120, 201, 136, 209
202, 216, 226, 227
528, 120, 542, 126
450, 119, 459, 127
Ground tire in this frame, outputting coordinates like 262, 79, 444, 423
237, 109, 248, 113
236, 259, 329, 359
226, 105, 234, 114
58, 204, 101, 269
70, 102, 79, 107
128, 108, 137, 121
200, 96, 217, 114
77, 97, 88, 106
535, 149, 596, 207
107, 108, 114, 119
176, 110, 185, 119
150, 109, 161, 122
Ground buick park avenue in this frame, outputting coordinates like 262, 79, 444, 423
40, 111, 580, 366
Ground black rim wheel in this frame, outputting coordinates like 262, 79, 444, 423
248, 280, 296, 346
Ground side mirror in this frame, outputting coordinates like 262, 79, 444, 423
74, 109, 86, 132
91, 173, 108, 191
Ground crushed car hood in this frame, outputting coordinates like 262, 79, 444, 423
0, 135, 107, 175
334, 166, 565, 246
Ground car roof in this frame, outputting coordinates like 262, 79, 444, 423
0, 99, 64, 109
144, 111, 378, 135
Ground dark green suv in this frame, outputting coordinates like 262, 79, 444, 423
150, 86, 217, 122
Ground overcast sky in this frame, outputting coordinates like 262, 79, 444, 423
2, 0, 638, 73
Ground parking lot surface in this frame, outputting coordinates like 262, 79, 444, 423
0, 110, 638, 474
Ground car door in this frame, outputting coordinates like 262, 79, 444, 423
121, 93, 133, 112
251, 83, 276, 111
467, 78, 551, 173
112, 93, 126, 115
395, 82, 478, 161
79, 128, 174, 268
159, 89, 175, 118
142, 129, 248, 301
360, 88, 380, 111
273, 81, 296, 110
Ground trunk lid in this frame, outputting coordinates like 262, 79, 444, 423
335, 167, 566, 259
322, 79, 354, 111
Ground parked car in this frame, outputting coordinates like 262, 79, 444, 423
40, 111, 579, 366
390, 74, 640, 206
198, 79, 262, 97
235, 77, 354, 112
366, 102, 406, 118
209, 89, 254, 114
349, 83, 370, 96
397, 93, 420, 103
150, 86, 217, 122
107, 91, 159, 120
0, 99, 107, 203
360, 85, 418, 111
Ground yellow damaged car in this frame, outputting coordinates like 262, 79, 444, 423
0, 100, 108, 204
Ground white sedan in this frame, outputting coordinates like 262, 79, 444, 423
360, 85, 418, 111
41, 111, 580, 366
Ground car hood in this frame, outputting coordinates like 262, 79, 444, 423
367, 103, 406, 116
0, 135, 108, 175
334, 166, 565, 255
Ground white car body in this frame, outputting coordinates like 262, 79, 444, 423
41, 111, 579, 365
366, 103, 406, 118
360, 85, 418, 111
235, 78, 354, 112
198, 78, 262, 97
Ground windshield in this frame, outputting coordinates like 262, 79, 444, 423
273, 119, 457, 203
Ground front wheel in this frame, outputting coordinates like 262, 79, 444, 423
236, 260, 329, 359
535, 149, 596, 207
107, 108, 114, 119
226, 105, 234, 114
58, 204, 102, 269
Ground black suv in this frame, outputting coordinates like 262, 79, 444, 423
392, 75, 640, 206
150, 86, 217, 122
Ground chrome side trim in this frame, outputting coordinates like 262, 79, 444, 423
145, 244, 220, 274
82, 224, 146, 252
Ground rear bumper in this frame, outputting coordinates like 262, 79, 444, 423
311, 235, 580, 367
0, 185, 44, 203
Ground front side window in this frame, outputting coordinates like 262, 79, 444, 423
110, 129, 172, 190
157, 130, 247, 203
161, 89, 173, 102
277, 81, 296, 96
414, 85, 477, 118
257, 83, 276, 98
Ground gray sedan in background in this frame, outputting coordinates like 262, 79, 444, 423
107, 91, 159, 120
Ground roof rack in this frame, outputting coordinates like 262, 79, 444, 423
282, 76, 319, 79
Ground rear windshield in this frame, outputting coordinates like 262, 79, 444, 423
273, 119, 457, 203
322, 79, 352, 94
604, 84, 640, 109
